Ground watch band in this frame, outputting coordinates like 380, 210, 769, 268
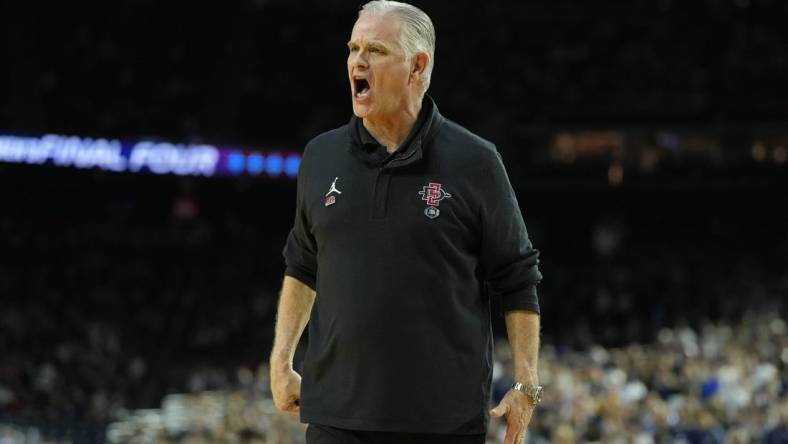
511, 382, 543, 404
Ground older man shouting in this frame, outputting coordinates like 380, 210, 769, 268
270, 1, 544, 443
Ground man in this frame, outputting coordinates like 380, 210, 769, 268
270, 2, 543, 443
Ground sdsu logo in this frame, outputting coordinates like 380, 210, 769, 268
419, 182, 452, 206
418, 182, 451, 219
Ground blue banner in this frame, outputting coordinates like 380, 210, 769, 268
0, 133, 301, 178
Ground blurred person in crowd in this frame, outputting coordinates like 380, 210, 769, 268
763, 398, 788, 443
238, 428, 267, 444
269, 1, 543, 443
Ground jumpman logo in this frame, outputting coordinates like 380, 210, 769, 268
325, 177, 342, 196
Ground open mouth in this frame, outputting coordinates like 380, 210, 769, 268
353, 78, 370, 99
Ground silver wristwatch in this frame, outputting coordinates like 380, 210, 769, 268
511, 382, 543, 405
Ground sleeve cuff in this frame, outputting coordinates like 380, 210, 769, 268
284, 265, 316, 291
500, 285, 540, 314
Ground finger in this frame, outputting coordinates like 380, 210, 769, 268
518, 418, 531, 444
274, 396, 287, 412
489, 402, 509, 418
504, 422, 522, 444
508, 414, 527, 444
284, 396, 301, 413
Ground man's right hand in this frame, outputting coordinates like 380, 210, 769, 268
271, 366, 302, 414
270, 276, 315, 415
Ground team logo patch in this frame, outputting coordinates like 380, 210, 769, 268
424, 206, 440, 219
418, 182, 451, 219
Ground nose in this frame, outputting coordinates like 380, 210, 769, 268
350, 49, 369, 70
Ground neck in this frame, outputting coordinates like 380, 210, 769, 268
363, 98, 422, 153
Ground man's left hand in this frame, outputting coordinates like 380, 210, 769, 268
489, 389, 535, 444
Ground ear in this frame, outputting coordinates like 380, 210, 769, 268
410, 52, 430, 84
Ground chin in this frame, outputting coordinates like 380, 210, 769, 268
352, 102, 372, 118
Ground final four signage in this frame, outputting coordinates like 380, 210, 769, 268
0, 133, 301, 178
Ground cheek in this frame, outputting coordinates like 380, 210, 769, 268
376, 64, 410, 91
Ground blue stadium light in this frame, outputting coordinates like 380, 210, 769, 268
285, 154, 300, 177
247, 153, 265, 175
227, 151, 245, 174
265, 153, 284, 175
0, 132, 300, 179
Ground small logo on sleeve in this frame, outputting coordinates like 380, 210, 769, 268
418, 182, 451, 219
325, 177, 342, 206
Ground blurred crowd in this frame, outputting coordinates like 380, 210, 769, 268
0, 164, 786, 443
102, 314, 788, 443
4, 313, 785, 443
497, 314, 788, 443
0, 171, 293, 442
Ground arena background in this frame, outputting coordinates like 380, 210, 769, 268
1, 1, 787, 443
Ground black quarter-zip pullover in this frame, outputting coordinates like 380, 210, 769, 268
283, 96, 542, 435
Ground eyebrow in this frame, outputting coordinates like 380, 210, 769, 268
347, 40, 390, 50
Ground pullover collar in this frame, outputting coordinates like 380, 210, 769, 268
348, 95, 444, 169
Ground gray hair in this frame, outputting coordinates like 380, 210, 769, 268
359, 0, 436, 92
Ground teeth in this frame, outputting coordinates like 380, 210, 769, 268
353, 77, 370, 99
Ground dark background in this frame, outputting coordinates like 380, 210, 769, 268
1, 0, 787, 442
3, 0, 788, 143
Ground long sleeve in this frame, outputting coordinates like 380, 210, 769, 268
282, 156, 318, 290
479, 149, 542, 313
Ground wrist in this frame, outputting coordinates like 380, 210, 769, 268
511, 381, 543, 405
269, 353, 294, 374
514, 371, 538, 387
